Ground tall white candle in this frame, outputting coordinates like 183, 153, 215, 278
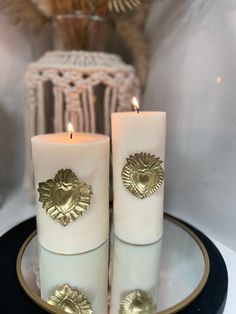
39, 241, 108, 314
110, 237, 162, 314
112, 102, 166, 244
32, 131, 110, 254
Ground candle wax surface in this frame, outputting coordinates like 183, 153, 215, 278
32, 132, 109, 145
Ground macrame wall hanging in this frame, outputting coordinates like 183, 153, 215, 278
24, 50, 140, 196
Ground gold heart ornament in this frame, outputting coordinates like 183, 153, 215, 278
38, 169, 93, 226
121, 153, 164, 199
48, 284, 93, 314
119, 289, 156, 314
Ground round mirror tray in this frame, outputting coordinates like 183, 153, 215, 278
16, 216, 211, 314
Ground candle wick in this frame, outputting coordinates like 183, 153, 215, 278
137, 108, 140, 114
70, 133, 73, 139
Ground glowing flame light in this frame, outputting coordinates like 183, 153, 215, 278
68, 122, 74, 139
131, 97, 140, 113
216, 75, 223, 84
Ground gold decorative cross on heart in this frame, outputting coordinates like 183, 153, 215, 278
38, 169, 93, 226
121, 152, 164, 199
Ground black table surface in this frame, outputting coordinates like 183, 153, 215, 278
0, 216, 228, 314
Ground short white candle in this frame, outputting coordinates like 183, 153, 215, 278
112, 99, 166, 244
110, 237, 162, 314
31, 129, 110, 254
39, 241, 108, 314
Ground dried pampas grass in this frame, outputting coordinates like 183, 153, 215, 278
0, 0, 150, 88
0, 0, 147, 30
32, 0, 53, 17
36, 0, 144, 15
50, 0, 82, 15
108, 0, 142, 13
114, 4, 149, 87
0, 0, 47, 32
115, 18, 149, 88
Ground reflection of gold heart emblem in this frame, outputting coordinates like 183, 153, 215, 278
48, 284, 93, 314
38, 169, 93, 226
122, 153, 164, 199
120, 289, 156, 314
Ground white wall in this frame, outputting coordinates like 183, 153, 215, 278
144, 0, 236, 250
0, 14, 51, 188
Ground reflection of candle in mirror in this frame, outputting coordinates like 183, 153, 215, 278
68, 122, 74, 139
31, 128, 110, 254
132, 96, 140, 114
39, 240, 109, 314
112, 98, 166, 245
110, 236, 162, 314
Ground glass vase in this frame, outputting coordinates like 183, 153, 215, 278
53, 11, 112, 51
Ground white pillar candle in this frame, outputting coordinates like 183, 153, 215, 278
39, 241, 108, 314
110, 237, 162, 314
31, 131, 110, 254
111, 104, 166, 244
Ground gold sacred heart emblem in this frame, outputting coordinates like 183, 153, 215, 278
121, 153, 164, 199
53, 183, 79, 213
38, 169, 93, 226
119, 289, 156, 314
48, 284, 93, 314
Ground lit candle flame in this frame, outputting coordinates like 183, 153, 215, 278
68, 122, 74, 139
216, 75, 223, 84
131, 96, 140, 114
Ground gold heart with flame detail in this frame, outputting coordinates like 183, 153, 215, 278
38, 169, 92, 226
48, 284, 93, 314
132, 170, 158, 198
121, 152, 164, 199
119, 289, 156, 314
